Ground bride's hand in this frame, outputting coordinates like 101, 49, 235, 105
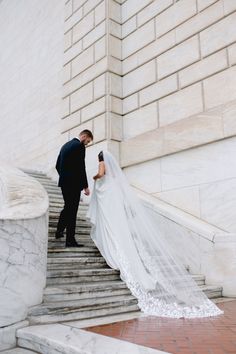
93, 175, 98, 180
84, 188, 90, 196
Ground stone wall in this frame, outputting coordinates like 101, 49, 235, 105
0, 0, 65, 173
120, 0, 236, 232
62, 0, 123, 180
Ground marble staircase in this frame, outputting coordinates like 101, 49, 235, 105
23, 170, 223, 326
23, 170, 140, 325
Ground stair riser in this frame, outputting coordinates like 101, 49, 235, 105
49, 226, 90, 233
46, 274, 121, 285
48, 219, 91, 227
44, 289, 131, 302
48, 252, 100, 258
27, 304, 139, 325
47, 257, 104, 264
48, 242, 94, 248
48, 236, 92, 242
204, 290, 222, 299
47, 263, 107, 270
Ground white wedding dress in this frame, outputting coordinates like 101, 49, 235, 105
86, 151, 223, 318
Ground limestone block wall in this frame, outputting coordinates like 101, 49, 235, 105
120, 0, 236, 233
62, 0, 123, 182
0, 0, 65, 173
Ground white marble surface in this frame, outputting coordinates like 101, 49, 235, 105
136, 188, 236, 296
0, 320, 28, 351
124, 159, 162, 194
0, 163, 48, 219
0, 0, 64, 172
200, 178, 236, 233
62, 311, 144, 329
155, 185, 201, 218
1, 349, 37, 354
17, 324, 170, 354
0, 165, 49, 327
161, 136, 236, 190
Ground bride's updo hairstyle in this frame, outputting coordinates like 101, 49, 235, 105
98, 151, 104, 162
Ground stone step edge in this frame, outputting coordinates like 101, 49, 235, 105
17, 323, 167, 354
29, 295, 137, 314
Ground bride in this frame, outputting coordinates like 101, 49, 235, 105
86, 150, 223, 318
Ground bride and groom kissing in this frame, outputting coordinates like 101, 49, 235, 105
55, 129, 223, 319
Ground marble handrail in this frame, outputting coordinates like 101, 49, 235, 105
0, 164, 48, 219
135, 187, 236, 297
0, 163, 49, 328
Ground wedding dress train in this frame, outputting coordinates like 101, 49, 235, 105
86, 151, 223, 318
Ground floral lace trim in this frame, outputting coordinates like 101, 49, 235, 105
116, 249, 223, 319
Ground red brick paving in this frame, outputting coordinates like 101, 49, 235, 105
85, 300, 236, 354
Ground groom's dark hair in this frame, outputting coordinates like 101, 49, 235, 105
80, 129, 93, 140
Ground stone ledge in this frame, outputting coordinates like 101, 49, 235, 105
0, 164, 48, 220
17, 324, 169, 354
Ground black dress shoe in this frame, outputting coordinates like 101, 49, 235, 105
55, 231, 64, 239
65, 240, 84, 247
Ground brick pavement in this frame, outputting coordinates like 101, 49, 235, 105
86, 300, 236, 354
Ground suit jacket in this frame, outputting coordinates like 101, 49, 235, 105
55, 138, 88, 190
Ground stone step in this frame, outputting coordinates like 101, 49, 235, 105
48, 224, 91, 233
49, 228, 91, 234
199, 285, 223, 299
49, 205, 88, 212
36, 180, 57, 186
48, 241, 95, 248
47, 256, 104, 264
49, 210, 88, 218
43, 281, 131, 302
48, 235, 92, 242
29, 294, 136, 315
22, 170, 48, 177
46, 268, 120, 285
27, 297, 139, 325
47, 261, 107, 270
49, 203, 89, 211
0, 348, 39, 354
47, 268, 119, 278
48, 216, 91, 226
48, 244, 97, 251
17, 324, 164, 354
48, 240, 93, 248
48, 250, 101, 258
192, 274, 205, 286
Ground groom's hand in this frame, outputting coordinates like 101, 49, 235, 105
84, 187, 90, 196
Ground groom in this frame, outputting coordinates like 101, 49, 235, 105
55, 129, 93, 247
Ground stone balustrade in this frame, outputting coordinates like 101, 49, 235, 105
0, 163, 48, 348
136, 188, 236, 298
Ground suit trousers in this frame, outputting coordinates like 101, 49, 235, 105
56, 184, 81, 242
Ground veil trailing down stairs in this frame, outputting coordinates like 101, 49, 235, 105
23, 170, 223, 325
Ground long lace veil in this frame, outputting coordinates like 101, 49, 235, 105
88, 151, 223, 318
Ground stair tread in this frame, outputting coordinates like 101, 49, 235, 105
25, 304, 140, 324
18, 321, 169, 354
47, 257, 105, 263
44, 280, 128, 294
47, 268, 119, 277
29, 294, 137, 316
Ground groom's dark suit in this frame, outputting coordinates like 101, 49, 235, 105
55, 138, 88, 245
